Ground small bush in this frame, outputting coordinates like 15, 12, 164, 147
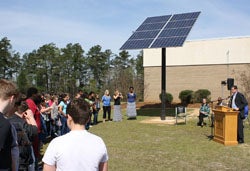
179, 90, 194, 104
193, 89, 211, 103
159, 92, 173, 104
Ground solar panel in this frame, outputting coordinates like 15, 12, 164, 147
120, 11, 200, 50
130, 30, 160, 39
170, 12, 200, 21
158, 28, 190, 38
151, 37, 186, 48
136, 22, 165, 31
165, 19, 196, 28
143, 15, 171, 24
120, 39, 154, 49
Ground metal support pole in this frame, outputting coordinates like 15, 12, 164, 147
161, 48, 166, 120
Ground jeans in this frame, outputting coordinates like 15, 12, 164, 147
85, 112, 92, 130
60, 116, 69, 135
93, 110, 98, 125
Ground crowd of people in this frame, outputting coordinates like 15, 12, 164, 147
1, 77, 249, 171
0, 78, 137, 171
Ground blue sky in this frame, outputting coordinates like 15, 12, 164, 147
1, 0, 250, 57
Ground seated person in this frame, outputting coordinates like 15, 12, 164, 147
197, 98, 210, 127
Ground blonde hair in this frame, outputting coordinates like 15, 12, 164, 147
104, 89, 109, 96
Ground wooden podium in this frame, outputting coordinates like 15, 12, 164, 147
212, 106, 238, 146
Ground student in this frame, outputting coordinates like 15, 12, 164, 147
9, 96, 38, 171
26, 87, 42, 170
0, 79, 19, 170
126, 87, 137, 119
113, 89, 123, 122
102, 90, 112, 122
43, 98, 108, 171
58, 93, 70, 135
94, 94, 101, 125
49, 95, 60, 137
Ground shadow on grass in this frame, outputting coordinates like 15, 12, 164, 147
175, 122, 187, 125
136, 102, 190, 117
136, 107, 176, 117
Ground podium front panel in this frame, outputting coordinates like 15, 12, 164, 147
212, 108, 238, 146
214, 113, 224, 139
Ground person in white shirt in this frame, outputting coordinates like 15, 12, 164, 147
42, 98, 108, 171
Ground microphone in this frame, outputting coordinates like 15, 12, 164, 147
211, 96, 230, 102
221, 96, 230, 100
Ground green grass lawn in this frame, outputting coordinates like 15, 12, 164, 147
43, 108, 250, 170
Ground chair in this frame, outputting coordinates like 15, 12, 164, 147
175, 106, 187, 125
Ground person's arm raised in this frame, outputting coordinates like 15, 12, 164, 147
24, 109, 37, 126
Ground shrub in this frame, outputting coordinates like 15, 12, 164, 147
179, 90, 194, 104
193, 89, 211, 103
159, 92, 173, 104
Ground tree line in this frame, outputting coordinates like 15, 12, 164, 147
0, 37, 144, 101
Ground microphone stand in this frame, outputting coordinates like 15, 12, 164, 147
208, 101, 215, 140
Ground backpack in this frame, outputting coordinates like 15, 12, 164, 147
244, 105, 249, 118
10, 120, 33, 168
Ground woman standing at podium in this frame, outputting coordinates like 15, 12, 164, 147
229, 85, 248, 144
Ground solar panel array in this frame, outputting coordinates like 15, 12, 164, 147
120, 11, 200, 50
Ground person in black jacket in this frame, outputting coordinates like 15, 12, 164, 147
229, 85, 248, 144
0, 79, 19, 170
9, 95, 38, 170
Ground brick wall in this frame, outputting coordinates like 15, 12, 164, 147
144, 64, 248, 103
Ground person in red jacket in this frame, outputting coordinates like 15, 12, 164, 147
26, 87, 42, 170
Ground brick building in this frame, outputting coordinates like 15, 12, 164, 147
143, 36, 250, 102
